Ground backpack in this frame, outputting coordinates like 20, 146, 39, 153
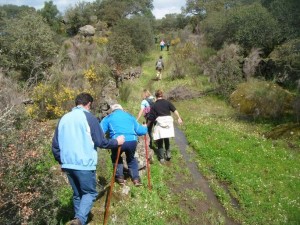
143, 97, 154, 118
156, 60, 163, 69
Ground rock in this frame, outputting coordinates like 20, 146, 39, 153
79, 25, 95, 37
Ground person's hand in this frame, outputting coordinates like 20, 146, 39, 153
178, 118, 183, 125
116, 135, 125, 145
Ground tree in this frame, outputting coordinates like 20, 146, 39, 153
63, 1, 94, 35
261, 0, 300, 39
1, 9, 58, 83
94, 0, 154, 26
38, 1, 62, 33
203, 2, 281, 53
158, 13, 189, 31
113, 17, 153, 54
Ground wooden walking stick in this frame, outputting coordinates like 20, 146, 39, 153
103, 145, 122, 225
144, 135, 152, 190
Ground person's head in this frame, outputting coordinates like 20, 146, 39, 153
159, 55, 163, 59
142, 89, 151, 99
110, 104, 123, 112
75, 93, 93, 107
155, 89, 163, 98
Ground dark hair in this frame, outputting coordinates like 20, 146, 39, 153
155, 89, 163, 98
75, 92, 93, 106
159, 56, 163, 59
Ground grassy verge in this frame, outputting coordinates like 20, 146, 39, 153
176, 97, 300, 224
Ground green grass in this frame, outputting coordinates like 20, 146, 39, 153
176, 98, 300, 224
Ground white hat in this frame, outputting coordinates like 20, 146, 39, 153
110, 104, 123, 111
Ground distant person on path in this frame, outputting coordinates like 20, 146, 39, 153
52, 93, 125, 225
147, 89, 183, 164
160, 40, 165, 51
166, 41, 170, 51
137, 89, 156, 148
155, 55, 164, 80
154, 36, 158, 44
100, 104, 147, 186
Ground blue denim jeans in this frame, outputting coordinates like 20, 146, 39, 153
111, 141, 140, 180
64, 169, 98, 225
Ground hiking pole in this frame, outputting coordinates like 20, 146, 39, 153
103, 145, 122, 225
144, 135, 152, 190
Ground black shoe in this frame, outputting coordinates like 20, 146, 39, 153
115, 177, 125, 185
165, 150, 171, 161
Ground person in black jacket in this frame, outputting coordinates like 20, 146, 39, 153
147, 89, 183, 163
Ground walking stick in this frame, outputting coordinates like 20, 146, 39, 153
103, 145, 122, 225
144, 135, 152, 190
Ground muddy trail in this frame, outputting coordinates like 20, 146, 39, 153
171, 126, 239, 225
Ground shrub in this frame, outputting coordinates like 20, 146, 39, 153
204, 43, 244, 97
27, 83, 77, 119
0, 120, 71, 224
268, 38, 300, 89
108, 34, 138, 67
230, 80, 295, 119
119, 83, 132, 102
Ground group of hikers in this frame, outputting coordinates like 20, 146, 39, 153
154, 37, 170, 51
52, 86, 183, 224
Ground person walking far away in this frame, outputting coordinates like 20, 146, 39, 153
101, 104, 147, 186
137, 89, 155, 149
160, 39, 165, 51
166, 41, 170, 51
155, 55, 164, 80
147, 89, 183, 164
52, 93, 125, 225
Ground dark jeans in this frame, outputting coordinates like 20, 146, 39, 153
111, 141, 139, 180
64, 169, 98, 225
147, 120, 154, 146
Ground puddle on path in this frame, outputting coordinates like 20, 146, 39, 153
174, 127, 239, 225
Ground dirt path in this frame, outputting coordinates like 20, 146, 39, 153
172, 126, 239, 225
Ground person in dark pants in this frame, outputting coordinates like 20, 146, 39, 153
166, 41, 170, 51
147, 90, 183, 163
136, 89, 155, 148
100, 104, 147, 186
52, 93, 125, 225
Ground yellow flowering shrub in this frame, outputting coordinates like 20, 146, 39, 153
27, 83, 78, 119
84, 65, 100, 82
171, 37, 180, 46
94, 37, 108, 45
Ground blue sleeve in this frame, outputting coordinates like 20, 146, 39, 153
84, 112, 118, 149
133, 116, 147, 136
51, 123, 62, 164
100, 117, 108, 133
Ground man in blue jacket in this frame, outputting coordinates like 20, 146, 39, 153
100, 104, 147, 187
52, 93, 124, 225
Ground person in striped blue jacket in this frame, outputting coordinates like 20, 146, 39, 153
52, 93, 124, 225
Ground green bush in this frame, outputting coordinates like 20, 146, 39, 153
230, 80, 295, 119
204, 43, 244, 97
119, 83, 132, 102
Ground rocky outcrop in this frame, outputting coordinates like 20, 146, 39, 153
79, 25, 95, 37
